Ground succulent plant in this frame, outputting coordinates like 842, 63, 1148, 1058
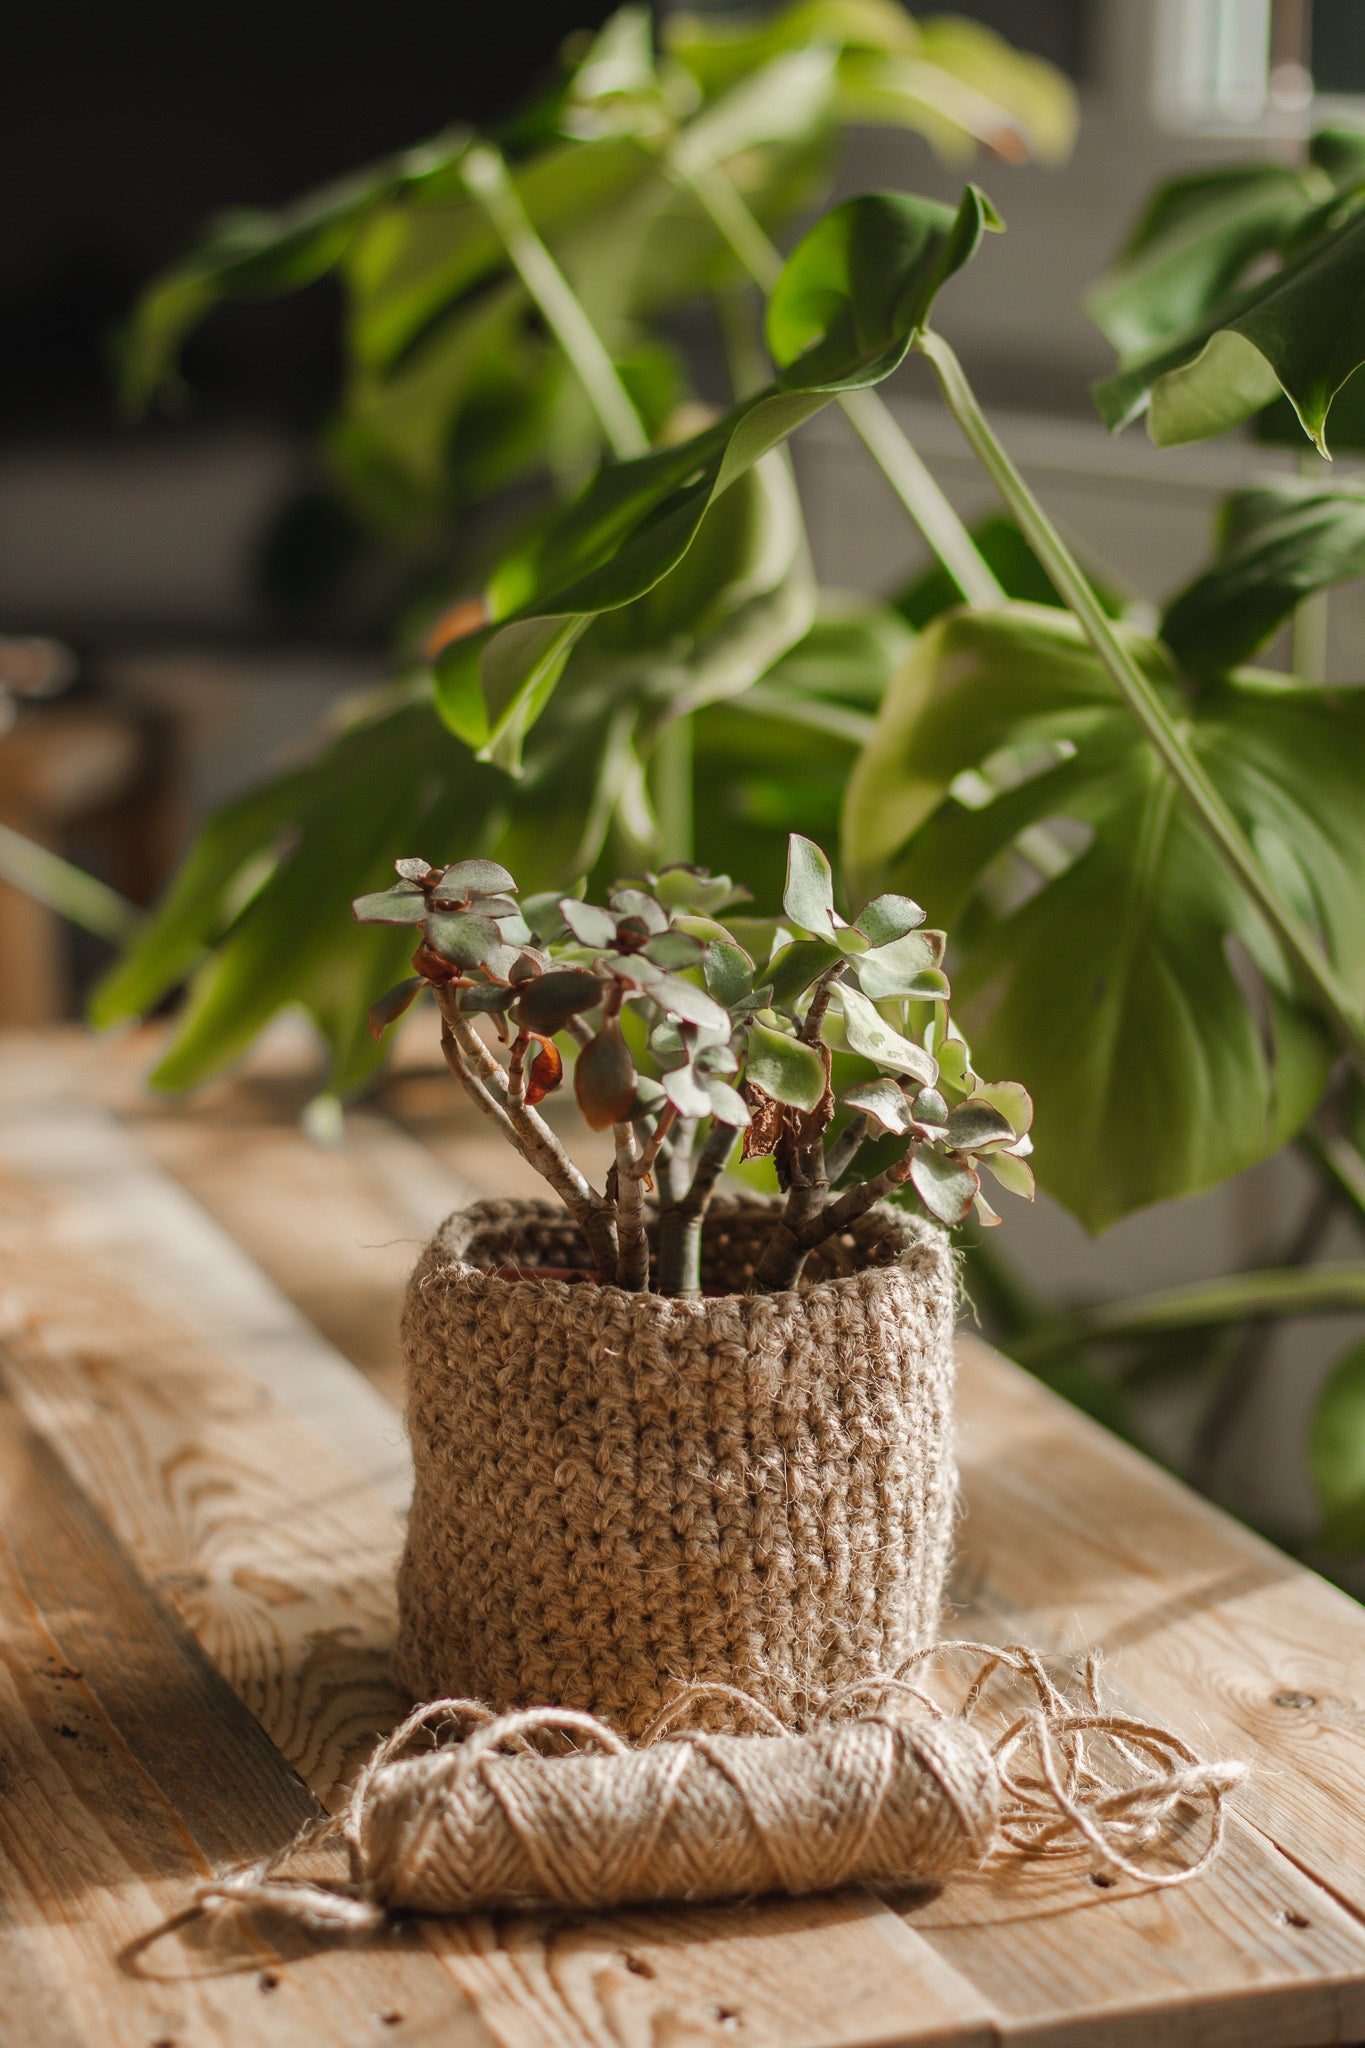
355, 831, 1032, 1295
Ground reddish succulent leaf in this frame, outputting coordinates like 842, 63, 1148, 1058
368, 976, 423, 1040
909, 1147, 980, 1225
454, 982, 517, 1014
430, 858, 517, 905
525, 1035, 564, 1105
574, 1024, 638, 1129
514, 967, 603, 1033
411, 940, 458, 983
422, 910, 502, 967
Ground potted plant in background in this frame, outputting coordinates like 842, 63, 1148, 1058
72, 6, 1365, 1571
356, 830, 1032, 1730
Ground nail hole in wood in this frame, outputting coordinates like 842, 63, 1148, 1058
711, 2008, 742, 2029
622, 1952, 655, 1977
1279, 1909, 1310, 1929
258, 1971, 280, 1992
1090, 1873, 1116, 1888
377, 2013, 403, 2028
1272, 1689, 1317, 1710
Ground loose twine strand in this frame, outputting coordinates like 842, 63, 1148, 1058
194, 1644, 1246, 1937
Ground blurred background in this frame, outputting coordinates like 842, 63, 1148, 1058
4, 0, 1364, 1555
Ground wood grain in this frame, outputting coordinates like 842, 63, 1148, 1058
16, 1020, 1365, 2046
955, 1339, 1365, 1927
0, 1073, 410, 1806
0, 1362, 493, 2048
0, 1034, 410, 1504
0, 1031, 1000, 2047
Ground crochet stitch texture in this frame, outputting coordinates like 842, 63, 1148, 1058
395, 1193, 956, 1736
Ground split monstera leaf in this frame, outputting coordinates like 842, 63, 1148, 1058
1089, 127, 1365, 454
354, 831, 1032, 1296
843, 604, 1365, 1229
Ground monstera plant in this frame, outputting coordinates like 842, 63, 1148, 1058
87, 8, 1365, 1552
833, 120, 1365, 1550
93, 2, 1073, 1094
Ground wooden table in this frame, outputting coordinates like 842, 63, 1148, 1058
4, 1021, 1365, 2048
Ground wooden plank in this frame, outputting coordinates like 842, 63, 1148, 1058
418, 1897, 996, 2048
0, 1366, 494, 2048
0, 1035, 410, 1504
0, 1074, 410, 1805
902, 1807, 1365, 2047
954, 1338, 1365, 1931
0, 1031, 1006, 2047
79, 1023, 475, 1406
43, 1025, 1365, 2045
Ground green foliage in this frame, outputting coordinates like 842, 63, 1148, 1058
1089, 131, 1365, 452
438, 186, 990, 769
1162, 476, 1365, 675
764, 185, 999, 387
356, 829, 1032, 1241
124, 3, 1062, 553
670, 2, 1075, 163
895, 512, 1127, 627
843, 603, 1365, 1227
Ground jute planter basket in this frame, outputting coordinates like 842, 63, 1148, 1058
394, 1192, 957, 1737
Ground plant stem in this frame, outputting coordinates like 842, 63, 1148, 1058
653, 715, 694, 864
636, 1102, 678, 1183
1015, 1261, 1365, 1367
655, 1117, 695, 1209
0, 822, 142, 945
917, 326, 1365, 1073
676, 162, 1003, 608
614, 1123, 650, 1289
751, 1144, 915, 1292
822, 1116, 866, 1186
436, 996, 618, 1278
776, 971, 837, 1238
657, 1119, 735, 1297
838, 387, 1005, 610
461, 143, 648, 463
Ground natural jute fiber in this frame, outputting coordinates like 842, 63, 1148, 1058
394, 1194, 957, 1736
194, 1644, 1246, 1931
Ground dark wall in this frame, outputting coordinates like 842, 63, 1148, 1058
2, 0, 616, 436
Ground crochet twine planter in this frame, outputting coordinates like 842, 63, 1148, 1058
394, 1192, 957, 1736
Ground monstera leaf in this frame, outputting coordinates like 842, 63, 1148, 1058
1162, 475, 1365, 674
1086, 162, 1321, 362
1090, 131, 1365, 452
843, 603, 1365, 1228
437, 185, 995, 769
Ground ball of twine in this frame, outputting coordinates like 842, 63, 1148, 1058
194, 1644, 1246, 1934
